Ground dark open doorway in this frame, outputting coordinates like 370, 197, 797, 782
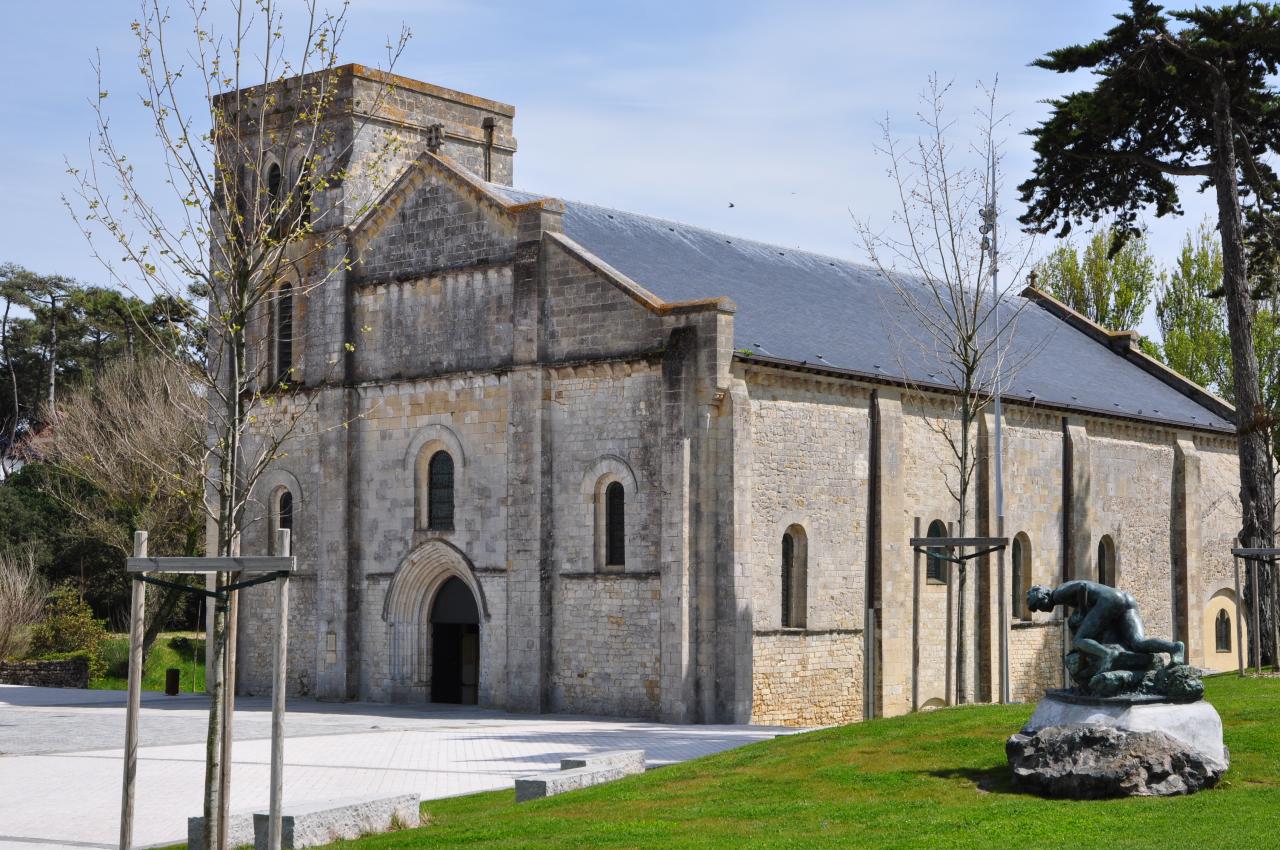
430, 576, 479, 704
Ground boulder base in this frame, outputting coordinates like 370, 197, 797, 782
1008, 694, 1228, 798
1007, 724, 1225, 798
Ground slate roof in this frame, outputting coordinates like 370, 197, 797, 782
488, 183, 1233, 433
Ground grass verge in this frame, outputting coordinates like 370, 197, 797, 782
315, 674, 1278, 850
92, 631, 206, 693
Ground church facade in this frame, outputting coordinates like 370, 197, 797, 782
233, 66, 1247, 726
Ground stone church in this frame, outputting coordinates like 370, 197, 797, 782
234, 65, 1247, 726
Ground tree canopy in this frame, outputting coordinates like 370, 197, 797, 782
1032, 226, 1157, 332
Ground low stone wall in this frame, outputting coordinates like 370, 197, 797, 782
751, 630, 863, 727
0, 658, 90, 689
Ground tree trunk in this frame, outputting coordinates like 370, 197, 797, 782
1212, 82, 1277, 665
46, 293, 57, 414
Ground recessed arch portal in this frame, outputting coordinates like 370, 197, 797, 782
383, 540, 486, 703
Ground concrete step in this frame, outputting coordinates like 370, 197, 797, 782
516, 749, 646, 802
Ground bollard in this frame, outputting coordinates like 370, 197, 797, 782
165, 667, 180, 696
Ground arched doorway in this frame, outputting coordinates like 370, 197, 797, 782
430, 577, 479, 704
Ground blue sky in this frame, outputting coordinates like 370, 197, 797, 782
0, 1, 1219, 336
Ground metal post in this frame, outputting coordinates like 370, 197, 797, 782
997, 515, 1010, 704
119, 531, 147, 850
911, 517, 921, 712
268, 530, 291, 850
1233, 551, 1245, 676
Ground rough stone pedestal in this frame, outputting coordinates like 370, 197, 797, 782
1007, 691, 1228, 798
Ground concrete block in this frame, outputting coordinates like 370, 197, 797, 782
188, 812, 256, 850
516, 749, 645, 802
560, 749, 645, 773
252, 794, 420, 849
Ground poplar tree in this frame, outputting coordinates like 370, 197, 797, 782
1018, 0, 1280, 662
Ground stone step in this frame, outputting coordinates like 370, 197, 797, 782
516, 749, 646, 802
187, 811, 256, 850
560, 749, 645, 772
251, 794, 420, 849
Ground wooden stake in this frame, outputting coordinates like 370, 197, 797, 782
911, 517, 921, 712
268, 529, 291, 850
997, 515, 1010, 704
1233, 550, 1244, 676
1253, 558, 1262, 675
219, 536, 240, 850
945, 521, 955, 706
119, 531, 147, 850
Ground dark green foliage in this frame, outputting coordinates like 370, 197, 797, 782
1019, 1, 1280, 243
28, 584, 109, 678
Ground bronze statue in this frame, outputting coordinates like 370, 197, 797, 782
1027, 580, 1201, 700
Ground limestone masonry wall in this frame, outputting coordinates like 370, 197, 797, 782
1009, 622, 1064, 703
1088, 424, 1177, 639
352, 267, 515, 381
751, 631, 863, 726
552, 576, 661, 718
745, 371, 870, 725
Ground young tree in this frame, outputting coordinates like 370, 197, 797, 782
64, 2, 409, 842
858, 77, 1030, 704
1018, 0, 1280, 663
1032, 226, 1157, 332
1156, 222, 1233, 393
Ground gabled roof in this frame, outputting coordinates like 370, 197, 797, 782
487, 183, 1233, 433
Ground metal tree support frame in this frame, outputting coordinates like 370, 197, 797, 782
1231, 546, 1278, 676
118, 530, 296, 850
909, 533, 1010, 708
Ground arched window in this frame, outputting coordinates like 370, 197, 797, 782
270, 487, 294, 554
1215, 609, 1232, 653
275, 283, 294, 386
1097, 535, 1115, 586
1011, 532, 1031, 620
926, 519, 949, 584
266, 161, 282, 203
427, 451, 455, 531
781, 525, 808, 629
604, 481, 625, 568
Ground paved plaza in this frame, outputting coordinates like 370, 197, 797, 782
0, 685, 786, 849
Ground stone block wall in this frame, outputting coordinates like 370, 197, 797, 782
750, 631, 863, 726
352, 267, 515, 381
1088, 423, 1177, 638
900, 394, 978, 707
551, 575, 661, 718
1008, 622, 1064, 703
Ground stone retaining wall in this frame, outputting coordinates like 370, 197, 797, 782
0, 658, 89, 688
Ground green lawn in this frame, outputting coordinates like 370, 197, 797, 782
93, 632, 207, 693
311, 674, 1278, 850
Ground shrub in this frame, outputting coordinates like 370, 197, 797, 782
28, 585, 109, 679
0, 546, 48, 659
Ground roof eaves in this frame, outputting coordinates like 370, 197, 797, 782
734, 352, 1235, 435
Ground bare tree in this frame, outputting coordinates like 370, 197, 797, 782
35, 356, 206, 656
64, 1, 409, 841
0, 547, 48, 660
857, 77, 1032, 704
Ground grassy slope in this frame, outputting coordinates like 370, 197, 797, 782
93, 632, 206, 693
325, 674, 1278, 850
